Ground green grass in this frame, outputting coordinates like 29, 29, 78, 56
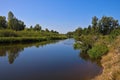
0, 37, 47, 43
0, 36, 67, 43
0, 29, 67, 43
87, 44, 108, 59
0, 30, 19, 37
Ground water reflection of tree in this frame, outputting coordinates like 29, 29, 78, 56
0, 49, 6, 56
7, 47, 24, 64
74, 42, 102, 66
0, 46, 24, 64
0, 40, 59, 64
79, 51, 102, 67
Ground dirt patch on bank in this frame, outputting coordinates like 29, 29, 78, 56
93, 38, 120, 80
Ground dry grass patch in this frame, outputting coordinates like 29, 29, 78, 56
93, 37, 120, 80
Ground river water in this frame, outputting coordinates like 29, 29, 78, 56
0, 39, 102, 80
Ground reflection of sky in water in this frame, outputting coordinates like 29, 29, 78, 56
62, 39, 75, 45
0, 39, 102, 80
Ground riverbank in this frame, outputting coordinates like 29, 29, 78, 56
0, 36, 67, 43
0, 30, 67, 43
93, 37, 120, 80
73, 34, 120, 80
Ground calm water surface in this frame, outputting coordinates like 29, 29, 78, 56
0, 39, 102, 80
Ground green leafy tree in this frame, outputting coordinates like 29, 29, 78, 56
51, 30, 54, 33
8, 11, 14, 21
82, 28, 89, 35
54, 31, 59, 34
30, 25, 33, 29
87, 25, 92, 34
73, 27, 83, 40
92, 16, 98, 33
45, 28, 49, 32
8, 18, 17, 30
74, 27, 82, 36
17, 20, 26, 30
92, 16, 98, 27
8, 18, 24, 31
51, 30, 59, 34
8, 11, 25, 31
98, 16, 119, 35
66, 31, 74, 38
8, 11, 14, 29
0, 16, 7, 29
34, 24, 42, 31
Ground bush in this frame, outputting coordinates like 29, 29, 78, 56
74, 43, 82, 50
109, 29, 120, 42
88, 44, 108, 59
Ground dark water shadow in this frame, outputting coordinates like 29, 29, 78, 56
79, 51, 102, 67
0, 40, 59, 64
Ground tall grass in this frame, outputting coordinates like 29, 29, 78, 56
0, 30, 19, 37
0, 30, 67, 43
0, 37, 47, 43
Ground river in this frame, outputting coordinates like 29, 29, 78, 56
0, 39, 102, 80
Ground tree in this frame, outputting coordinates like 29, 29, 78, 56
83, 28, 89, 35
8, 11, 15, 29
34, 24, 41, 31
67, 31, 74, 38
54, 31, 59, 34
98, 16, 119, 35
45, 28, 49, 32
73, 27, 83, 40
8, 18, 25, 31
0, 16, 7, 29
8, 18, 17, 30
92, 16, 98, 27
92, 16, 98, 33
8, 11, 25, 31
30, 25, 33, 29
74, 27, 83, 36
87, 25, 92, 34
51, 30, 59, 34
8, 11, 14, 21
51, 30, 54, 33
17, 20, 26, 30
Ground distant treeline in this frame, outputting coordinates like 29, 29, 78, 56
67, 16, 120, 38
0, 11, 59, 33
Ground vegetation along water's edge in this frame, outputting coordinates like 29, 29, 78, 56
93, 37, 120, 80
67, 16, 120, 80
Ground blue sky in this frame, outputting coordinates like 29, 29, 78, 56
0, 0, 120, 33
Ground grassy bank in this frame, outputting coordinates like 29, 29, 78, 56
0, 30, 67, 43
93, 37, 120, 80
0, 36, 67, 43
74, 34, 120, 80
74, 34, 110, 59
0, 37, 47, 43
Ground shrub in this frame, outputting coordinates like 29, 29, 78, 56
88, 44, 108, 59
108, 29, 120, 42
74, 43, 82, 50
